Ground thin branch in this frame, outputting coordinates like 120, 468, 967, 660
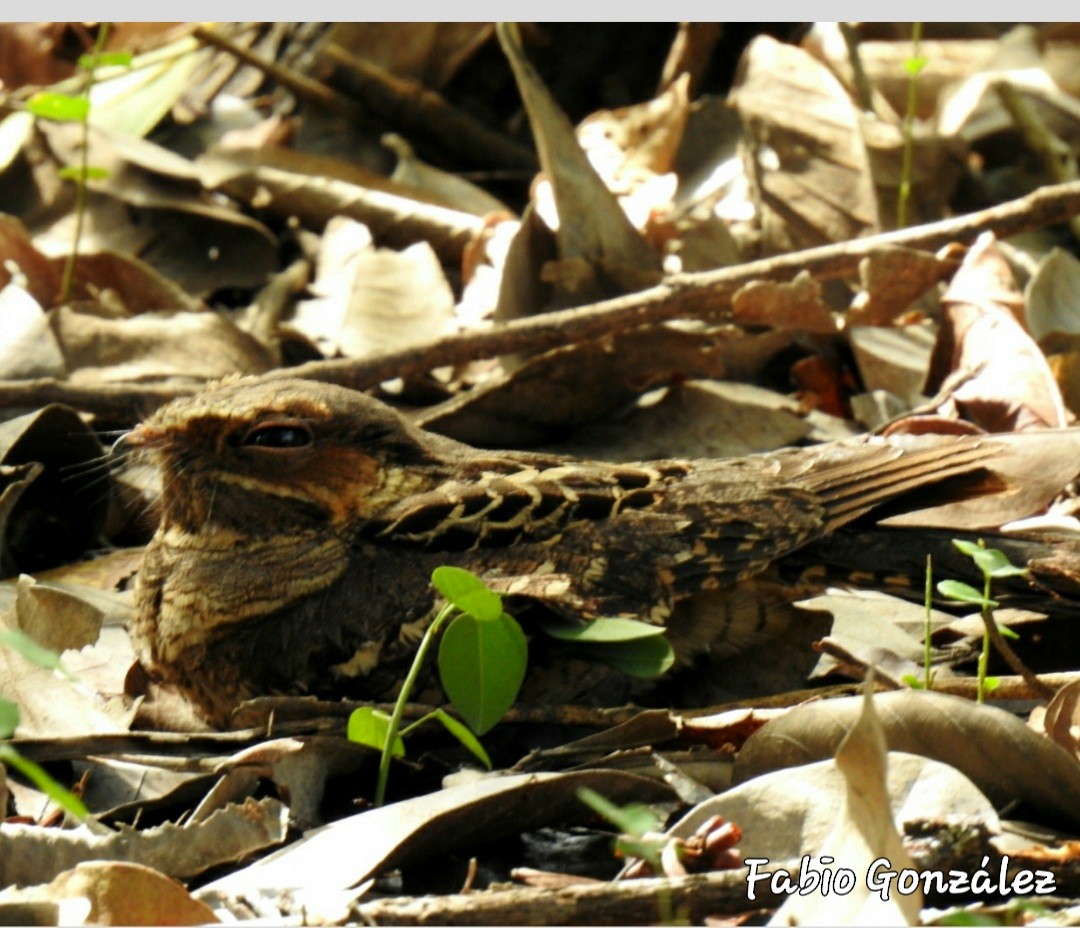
5, 179, 1080, 420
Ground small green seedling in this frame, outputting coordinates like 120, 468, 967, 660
349, 567, 676, 805
904, 554, 936, 690
897, 21, 926, 228
936, 539, 1028, 703
0, 629, 89, 820
24, 24, 132, 302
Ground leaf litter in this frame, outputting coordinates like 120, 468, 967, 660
2, 21, 1080, 926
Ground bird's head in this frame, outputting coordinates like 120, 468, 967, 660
116, 378, 445, 536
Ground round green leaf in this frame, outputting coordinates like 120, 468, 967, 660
586, 635, 676, 678
26, 92, 89, 123
431, 566, 502, 621
78, 51, 134, 70
346, 707, 405, 757
438, 612, 526, 735
539, 615, 666, 643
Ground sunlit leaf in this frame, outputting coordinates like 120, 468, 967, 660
430, 708, 492, 769
586, 635, 676, 678
539, 615, 666, 643
26, 92, 89, 123
78, 51, 134, 70
431, 566, 502, 622
58, 165, 111, 182
438, 611, 526, 734
937, 580, 996, 608
347, 707, 405, 757
577, 786, 660, 838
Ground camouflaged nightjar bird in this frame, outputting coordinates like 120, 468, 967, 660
123, 377, 1016, 726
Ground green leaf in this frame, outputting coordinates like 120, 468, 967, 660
0, 699, 18, 739
538, 615, 667, 643
586, 635, 676, 678
936, 580, 997, 608
346, 707, 405, 757
26, 92, 90, 123
577, 787, 660, 837
431, 566, 502, 622
901, 674, 925, 690
903, 55, 928, 77
58, 165, 111, 182
951, 539, 984, 558
999, 624, 1020, 640
78, 51, 134, 70
430, 708, 492, 769
0, 628, 74, 679
0, 743, 88, 820
983, 676, 1001, 692
438, 611, 526, 735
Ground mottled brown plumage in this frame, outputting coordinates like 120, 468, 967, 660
124, 378, 1010, 725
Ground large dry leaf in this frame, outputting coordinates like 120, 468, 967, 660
0, 797, 288, 886
290, 218, 456, 359
668, 753, 997, 870
0, 284, 65, 379
0, 861, 218, 926
199, 771, 673, 908
54, 306, 276, 383
730, 35, 878, 253
734, 689, 1080, 831
0, 213, 61, 306
38, 124, 278, 296
497, 23, 661, 303
769, 686, 921, 926
921, 233, 1070, 432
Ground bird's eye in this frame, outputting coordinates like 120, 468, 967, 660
240, 421, 314, 450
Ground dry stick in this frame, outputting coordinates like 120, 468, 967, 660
321, 41, 539, 173
4, 179, 1080, 419
191, 24, 358, 115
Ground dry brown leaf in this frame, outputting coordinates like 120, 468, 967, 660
732, 271, 838, 333
769, 685, 922, 926
323, 23, 493, 89
0, 797, 288, 886
1037, 678, 1080, 760
730, 35, 878, 253
54, 306, 276, 383
0, 214, 62, 306
291, 218, 456, 359
497, 23, 661, 304
921, 232, 1071, 432
734, 689, 1080, 831
0, 861, 218, 926
848, 247, 957, 327
848, 323, 937, 409
0, 285, 66, 379
198, 771, 673, 910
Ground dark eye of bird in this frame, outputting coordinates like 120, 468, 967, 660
240, 421, 314, 450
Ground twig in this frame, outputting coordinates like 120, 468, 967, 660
5, 179, 1080, 419
191, 24, 357, 115
978, 608, 1056, 700
321, 41, 538, 172
838, 22, 873, 113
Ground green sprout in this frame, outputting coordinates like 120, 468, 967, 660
937, 539, 1028, 703
349, 567, 675, 805
896, 21, 926, 228
24, 24, 133, 303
